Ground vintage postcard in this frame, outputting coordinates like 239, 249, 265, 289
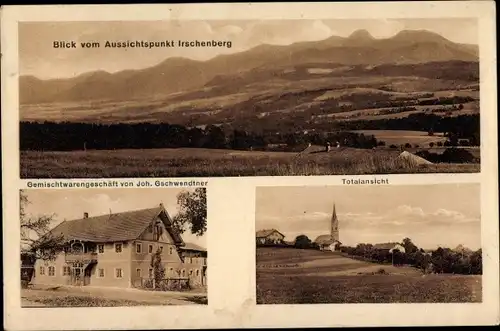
2, 1, 499, 330
255, 184, 481, 304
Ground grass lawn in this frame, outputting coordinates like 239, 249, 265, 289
256, 248, 482, 304
20, 147, 479, 178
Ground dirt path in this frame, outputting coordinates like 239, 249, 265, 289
21, 285, 207, 307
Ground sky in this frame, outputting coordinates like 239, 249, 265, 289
19, 18, 478, 79
255, 184, 481, 250
22, 188, 206, 248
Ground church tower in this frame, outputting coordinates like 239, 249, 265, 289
331, 203, 339, 242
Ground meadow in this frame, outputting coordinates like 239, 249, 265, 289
352, 130, 448, 146
256, 247, 482, 304
20, 147, 479, 178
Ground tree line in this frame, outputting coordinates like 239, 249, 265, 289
340, 238, 482, 275
20, 121, 380, 151
337, 114, 480, 146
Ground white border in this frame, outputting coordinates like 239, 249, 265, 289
2, 2, 499, 329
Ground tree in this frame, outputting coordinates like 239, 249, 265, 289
150, 247, 166, 289
402, 237, 418, 255
294, 235, 312, 249
20, 190, 65, 261
172, 188, 207, 236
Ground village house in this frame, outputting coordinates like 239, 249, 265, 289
373, 243, 406, 253
30, 204, 207, 289
256, 229, 285, 245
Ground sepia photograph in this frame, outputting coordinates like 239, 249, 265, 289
20, 187, 208, 307
19, 18, 480, 178
255, 184, 482, 304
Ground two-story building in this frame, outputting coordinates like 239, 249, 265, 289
31, 204, 207, 289
256, 229, 285, 245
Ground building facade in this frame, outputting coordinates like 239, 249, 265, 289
31, 204, 207, 289
256, 229, 285, 245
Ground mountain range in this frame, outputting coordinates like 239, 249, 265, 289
20, 29, 479, 105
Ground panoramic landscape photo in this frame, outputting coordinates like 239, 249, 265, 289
255, 184, 482, 304
19, 19, 480, 178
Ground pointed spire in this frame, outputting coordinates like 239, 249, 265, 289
331, 202, 339, 242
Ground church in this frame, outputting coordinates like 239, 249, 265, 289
314, 203, 341, 251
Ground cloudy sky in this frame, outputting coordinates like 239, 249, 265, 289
256, 184, 481, 250
22, 188, 206, 248
19, 18, 477, 79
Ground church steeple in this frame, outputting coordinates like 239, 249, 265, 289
331, 203, 339, 242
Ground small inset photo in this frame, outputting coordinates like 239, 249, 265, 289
255, 184, 481, 304
20, 187, 207, 307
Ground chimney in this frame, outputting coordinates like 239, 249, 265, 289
83, 212, 89, 219
159, 203, 164, 209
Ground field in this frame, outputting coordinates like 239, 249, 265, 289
352, 130, 448, 146
20, 147, 479, 178
256, 247, 482, 304
21, 284, 207, 307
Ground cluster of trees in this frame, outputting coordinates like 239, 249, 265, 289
20, 121, 380, 151
415, 148, 477, 163
340, 114, 480, 146
340, 238, 482, 275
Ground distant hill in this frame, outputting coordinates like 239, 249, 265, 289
20, 29, 478, 105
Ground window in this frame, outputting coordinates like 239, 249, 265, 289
148, 244, 153, 254
136, 243, 142, 254
159, 246, 163, 253
169, 267, 174, 274
98, 244, 104, 254
115, 243, 122, 253
196, 270, 199, 276
115, 268, 123, 278
189, 270, 193, 276
63, 266, 71, 276
182, 269, 185, 277
48, 266, 55, 276
148, 268, 153, 278
169, 247, 173, 255
136, 268, 142, 277
39, 266, 45, 276
98, 268, 105, 278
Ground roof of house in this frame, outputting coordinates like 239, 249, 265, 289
373, 242, 403, 250
314, 234, 340, 245
46, 206, 184, 245
180, 242, 207, 252
256, 229, 284, 238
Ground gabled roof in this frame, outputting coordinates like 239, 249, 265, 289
373, 242, 402, 250
314, 234, 341, 245
256, 229, 284, 238
47, 206, 184, 245
180, 242, 207, 252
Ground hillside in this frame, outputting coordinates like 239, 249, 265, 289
256, 247, 481, 304
20, 29, 478, 105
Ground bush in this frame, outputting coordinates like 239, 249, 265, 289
441, 148, 475, 163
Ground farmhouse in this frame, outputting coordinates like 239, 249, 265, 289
256, 229, 285, 245
314, 203, 341, 251
373, 243, 406, 253
30, 203, 207, 289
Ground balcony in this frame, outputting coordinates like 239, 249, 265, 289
65, 252, 98, 264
